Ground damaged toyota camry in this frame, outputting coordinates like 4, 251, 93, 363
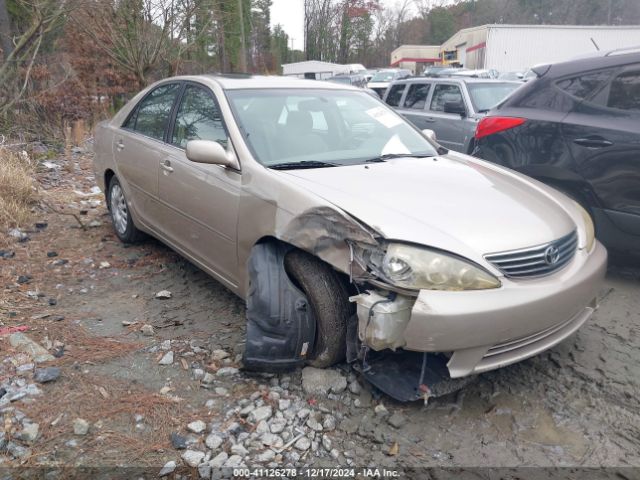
93, 75, 607, 401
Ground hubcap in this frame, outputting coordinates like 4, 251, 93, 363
110, 184, 128, 235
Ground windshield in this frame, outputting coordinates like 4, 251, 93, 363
227, 89, 438, 167
371, 71, 396, 82
467, 83, 520, 112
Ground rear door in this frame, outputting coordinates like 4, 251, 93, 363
396, 81, 433, 130
156, 83, 242, 286
562, 65, 640, 235
425, 82, 468, 152
114, 82, 181, 228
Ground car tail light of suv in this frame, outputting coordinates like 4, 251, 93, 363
475, 116, 526, 140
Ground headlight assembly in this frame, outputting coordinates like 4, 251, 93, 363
354, 242, 501, 291
574, 202, 595, 252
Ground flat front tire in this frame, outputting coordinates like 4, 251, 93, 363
107, 177, 143, 243
284, 250, 353, 368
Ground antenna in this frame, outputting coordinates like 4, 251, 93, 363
591, 37, 600, 51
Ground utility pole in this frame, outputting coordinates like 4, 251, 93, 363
237, 0, 248, 72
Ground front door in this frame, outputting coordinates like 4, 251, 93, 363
425, 83, 468, 152
114, 83, 181, 227
157, 83, 241, 287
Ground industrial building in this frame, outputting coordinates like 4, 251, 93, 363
441, 24, 640, 71
393, 24, 640, 73
390, 45, 441, 74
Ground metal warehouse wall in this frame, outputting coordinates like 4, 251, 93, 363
485, 26, 640, 71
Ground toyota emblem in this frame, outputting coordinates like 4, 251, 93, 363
544, 245, 561, 265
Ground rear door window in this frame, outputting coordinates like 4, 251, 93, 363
127, 83, 181, 141
607, 70, 640, 111
403, 83, 431, 110
430, 84, 463, 112
556, 70, 613, 100
385, 84, 406, 107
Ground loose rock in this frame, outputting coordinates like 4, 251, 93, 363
9, 333, 55, 363
140, 324, 155, 336
301, 367, 347, 396
170, 432, 188, 450
187, 420, 207, 434
387, 412, 407, 429
159, 460, 177, 477
294, 436, 311, 451
205, 433, 223, 450
158, 351, 174, 365
34, 367, 61, 383
182, 449, 205, 467
155, 290, 172, 299
73, 418, 90, 435
248, 406, 272, 423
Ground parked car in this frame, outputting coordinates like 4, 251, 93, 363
383, 76, 521, 153
448, 69, 499, 79
327, 73, 367, 88
422, 66, 465, 77
93, 75, 605, 400
367, 68, 412, 98
498, 71, 526, 81
473, 48, 640, 255
362, 69, 378, 82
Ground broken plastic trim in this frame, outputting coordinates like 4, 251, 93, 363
243, 241, 316, 372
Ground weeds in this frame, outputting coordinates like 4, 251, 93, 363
0, 146, 38, 229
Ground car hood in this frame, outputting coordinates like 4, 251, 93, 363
279, 155, 576, 266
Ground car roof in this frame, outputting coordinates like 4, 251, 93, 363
535, 49, 640, 78
392, 77, 518, 85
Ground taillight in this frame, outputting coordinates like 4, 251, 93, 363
475, 116, 526, 139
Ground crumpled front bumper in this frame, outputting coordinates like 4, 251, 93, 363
402, 241, 607, 378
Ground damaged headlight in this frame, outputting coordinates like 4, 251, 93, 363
355, 242, 501, 291
575, 202, 595, 252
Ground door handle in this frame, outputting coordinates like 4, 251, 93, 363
423, 117, 436, 123
161, 159, 174, 173
116, 139, 125, 151
573, 137, 613, 148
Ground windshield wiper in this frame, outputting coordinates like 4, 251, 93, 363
269, 160, 340, 170
363, 153, 435, 163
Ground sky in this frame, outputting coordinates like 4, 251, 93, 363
270, 0, 416, 51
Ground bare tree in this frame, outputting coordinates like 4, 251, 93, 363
0, 0, 69, 116
0, 0, 12, 59
72, 0, 210, 87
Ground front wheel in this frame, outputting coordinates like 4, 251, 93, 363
284, 250, 353, 368
107, 177, 144, 243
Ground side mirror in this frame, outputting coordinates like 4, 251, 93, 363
444, 101, 467, 117
186, 140, 237, 168
422, 129, 437, 142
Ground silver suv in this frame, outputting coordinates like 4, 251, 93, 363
384, 77, 521, 153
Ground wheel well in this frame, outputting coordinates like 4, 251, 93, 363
253, 236, 354, 294
104, 170, 115, 210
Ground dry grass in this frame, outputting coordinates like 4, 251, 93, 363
0, 147, 38, 229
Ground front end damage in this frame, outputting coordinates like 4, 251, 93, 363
243, 206, 470, 402
242, 204, 605, 402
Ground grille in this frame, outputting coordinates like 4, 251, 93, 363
484, 230, 578, 278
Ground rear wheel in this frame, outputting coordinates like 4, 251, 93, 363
284, 250, 353, 368
107, 177, 144, 243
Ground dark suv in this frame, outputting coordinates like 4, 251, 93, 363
473, 48, 640, 255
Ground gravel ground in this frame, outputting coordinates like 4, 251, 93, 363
1, 150, 639, 477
